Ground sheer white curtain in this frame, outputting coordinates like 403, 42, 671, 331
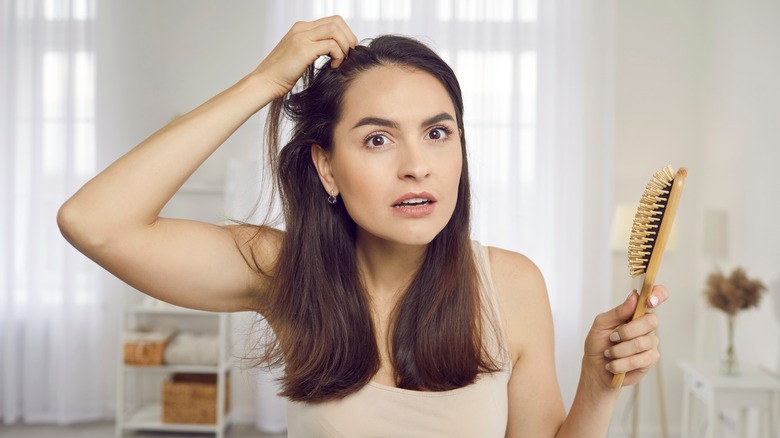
0, 0, 110, 425
253, 1, 615, 421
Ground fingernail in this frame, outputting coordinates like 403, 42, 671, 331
649, 295, 659, 307
610, 332, 620, 342
604, 349, 612, 359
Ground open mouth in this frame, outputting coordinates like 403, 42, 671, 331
393, 198, 433, 208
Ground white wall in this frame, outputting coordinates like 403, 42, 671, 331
612, 0, 706, 435
95, 0, 277, 425
613, 0, 780, 435
95, 0, 780, 434
701, 0, 780, 372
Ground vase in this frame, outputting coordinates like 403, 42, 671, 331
720, 314, 739, 376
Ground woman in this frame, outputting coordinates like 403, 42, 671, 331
58, 16, 668, 437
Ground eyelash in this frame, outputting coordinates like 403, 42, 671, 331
426, 125, 454, 142
362, 125, 454, 150
363, 132, 391, 149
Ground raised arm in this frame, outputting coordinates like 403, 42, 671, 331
57, 16, 358, 312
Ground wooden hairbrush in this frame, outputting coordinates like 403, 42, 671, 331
612, 165, 687, 389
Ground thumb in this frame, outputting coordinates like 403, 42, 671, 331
595, 289, 639, 331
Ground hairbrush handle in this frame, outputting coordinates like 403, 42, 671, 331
611, 167, 687, 389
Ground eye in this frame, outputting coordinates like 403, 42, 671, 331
364, 133, 391, 149
425, 126, 453, 142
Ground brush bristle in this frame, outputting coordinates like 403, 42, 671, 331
627, 165, 675, 277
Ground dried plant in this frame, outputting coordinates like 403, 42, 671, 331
704, 267, 767, 316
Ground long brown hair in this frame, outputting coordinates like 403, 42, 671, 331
255, 35, 501, 403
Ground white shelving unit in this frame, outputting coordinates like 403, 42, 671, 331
116, 181, 231, 437
116, 302, 232, 438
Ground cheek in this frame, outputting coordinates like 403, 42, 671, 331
333, 163, 385, 228
331, 156, 374, 200
444, 149, 464, 215
453, 149, 464, 177
446, 147, 464, 189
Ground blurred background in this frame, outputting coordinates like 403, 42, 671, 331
1, 0, 779, 437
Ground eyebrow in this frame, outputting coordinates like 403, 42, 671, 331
351, 112, 455, 130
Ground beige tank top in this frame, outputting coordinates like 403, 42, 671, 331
286, 241, 512, 437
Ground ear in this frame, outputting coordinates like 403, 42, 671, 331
311, 144, 338, 196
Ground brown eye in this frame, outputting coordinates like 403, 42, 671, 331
425, 126, 450, 142
364, 133, 391, 149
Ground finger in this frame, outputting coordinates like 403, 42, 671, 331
592, 289, 639, 331
604, 332, 658, 360
307, 22, 354, 59
610, 312, 659, 343
306, 16, 356, 51
647, 284, 670, 309
313, 39, 347, 68
350, 30, 359, 47
605, 348, 660, 375
327, 14, 359, 47
289, 19, 316, 34
621, 367, 654, 386
296, 15, 346, 32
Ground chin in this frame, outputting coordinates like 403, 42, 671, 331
357, 224, 443, 248
393, 219, 453, 245
394, 233, 438, 247
352, 203, 457, 248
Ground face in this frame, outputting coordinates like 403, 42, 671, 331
314, 66, 463, 248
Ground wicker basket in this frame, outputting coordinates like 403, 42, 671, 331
162, 373, 230, 424
123, 328, 175, 366
124, 329, 174, 366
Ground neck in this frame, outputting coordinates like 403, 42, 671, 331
355, 231, 428, 301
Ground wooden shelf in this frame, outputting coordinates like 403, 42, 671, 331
124, 363, 229, 374
119, 294, 232, 437
121, 402, 230, 433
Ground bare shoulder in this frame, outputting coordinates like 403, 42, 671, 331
486, 246, 547, 302
486, 247, 564, 435
486, 246, 552, 363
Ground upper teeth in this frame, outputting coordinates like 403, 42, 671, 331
401, 198, 429, 204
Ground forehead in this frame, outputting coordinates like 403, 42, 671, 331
338, 66, 456, 125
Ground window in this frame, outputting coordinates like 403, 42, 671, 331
9, 0, 97, 306
310, 0, 539, 244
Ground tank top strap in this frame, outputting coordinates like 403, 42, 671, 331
470, 240, 512, 372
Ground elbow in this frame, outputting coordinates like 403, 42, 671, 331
57, 200, 78, 242
57, 200, 110, 251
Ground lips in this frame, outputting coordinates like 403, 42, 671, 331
392, 192, 437, 208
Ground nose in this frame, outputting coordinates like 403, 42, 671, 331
397, 141, 431, 180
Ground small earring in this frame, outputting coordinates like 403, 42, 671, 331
327, 190, 337, 205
